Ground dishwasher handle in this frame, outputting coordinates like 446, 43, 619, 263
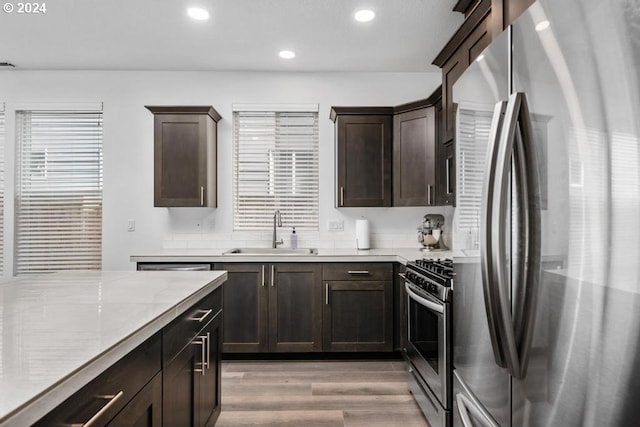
137, 263, 212, 271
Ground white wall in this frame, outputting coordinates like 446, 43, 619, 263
0, 70, 451, 272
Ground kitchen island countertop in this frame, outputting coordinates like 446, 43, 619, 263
0, 270, 227, 427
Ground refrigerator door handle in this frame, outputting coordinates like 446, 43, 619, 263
481, 100, 509, 368
493, 92, 542, 379
456, 393, 500, 427
512, 92, 542, 379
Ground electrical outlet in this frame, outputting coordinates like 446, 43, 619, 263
328, 220, 344, 232
127, 219, 135, 232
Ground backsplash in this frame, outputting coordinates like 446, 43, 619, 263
162, 206, 455, 251
163, 229, 452, 250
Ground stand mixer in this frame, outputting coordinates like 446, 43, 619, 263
417, 214, 448, 251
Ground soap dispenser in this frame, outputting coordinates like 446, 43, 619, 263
290, 227, 298, 249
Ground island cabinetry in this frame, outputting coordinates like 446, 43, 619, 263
322, 263, 394, 352
106, 372, 162, 427
163, 287, 223, 427
217, 263, 322, 353
33, 333, 162, 427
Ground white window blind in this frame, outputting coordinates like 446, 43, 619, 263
457, 108, 493, 232
233, 111, 319, 230
15, 109, 103, 275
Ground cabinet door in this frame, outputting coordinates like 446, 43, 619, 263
269, 263, 322, 352
435, 96, 457, 206
154, 113, 209, 207
323, 280, 393, 352
336, 115, 392, 207
162, 337, 199, 427
442, 55, 466, 144
218, 263, 268, 353
393, 107, 435, 206
436, 138, 456, 206
198, 313, 223, 427
107, 373, 162, 427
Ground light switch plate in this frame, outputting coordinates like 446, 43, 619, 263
328, 220, 344, 232
127, 219, 135, 232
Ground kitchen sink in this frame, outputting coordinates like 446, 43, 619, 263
222, 248, 318, 256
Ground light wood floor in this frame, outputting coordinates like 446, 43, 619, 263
217, 360, 429, 427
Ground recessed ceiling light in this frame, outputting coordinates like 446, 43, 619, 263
279, 50, 296, 59
476, 54, 485, 62
354, 9, 375, 22
535, 20, 550, 31
187, 7, 210, 21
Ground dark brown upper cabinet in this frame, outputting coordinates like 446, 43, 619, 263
433, 91, 456, 206
393, 99, 436, 207
331, 107, 393, 207
145, 106, 221, 207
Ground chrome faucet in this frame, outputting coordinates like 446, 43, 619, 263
272, 209, 283, 248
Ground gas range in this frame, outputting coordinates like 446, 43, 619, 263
405, 258, 454, 302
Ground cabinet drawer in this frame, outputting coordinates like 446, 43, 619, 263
34, 332, 161, 427
163, 287, 222, 364
322, 263, 393, 281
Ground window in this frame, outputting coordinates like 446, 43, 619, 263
233, 107, 319, 230
457, 108, 493, 237
15, 108, 103, 274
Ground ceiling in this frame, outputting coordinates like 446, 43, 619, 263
0, 0, 463, 72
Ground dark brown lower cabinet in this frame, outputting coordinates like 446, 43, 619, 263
34, 287, 224, 427
219, 263, 322, 353
163, 311, 222, 427
323, 280, 393, 352
33, 333, 162, 427
219, 263, 268, 352
107, 372, 162, 427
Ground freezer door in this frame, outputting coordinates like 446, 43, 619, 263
453, 370, 500, 427
511, 0, 640, 426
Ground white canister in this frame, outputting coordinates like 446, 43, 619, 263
355, 218, 370, 250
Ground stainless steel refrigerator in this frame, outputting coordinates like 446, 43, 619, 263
452, 0, 640, 425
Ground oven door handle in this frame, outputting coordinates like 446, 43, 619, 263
405, 283, 444, 314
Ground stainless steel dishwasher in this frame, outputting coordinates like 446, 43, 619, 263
137, 263, 212, 271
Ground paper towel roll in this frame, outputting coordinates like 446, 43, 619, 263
355, 218, 370, 250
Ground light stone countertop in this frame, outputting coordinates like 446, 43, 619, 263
0, 270, 227, 427
130, 247, 462, 265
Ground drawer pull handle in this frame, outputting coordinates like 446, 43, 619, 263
70, 390, 124, 427
325, 283, 329, 305
193, 335, 207, 376
347, 270, 369, 275
271, 265, 275, 287
191, 308, 213, 323
262, 265, 266, 286
200, 186, 204, 206
206, 332, 211, 371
